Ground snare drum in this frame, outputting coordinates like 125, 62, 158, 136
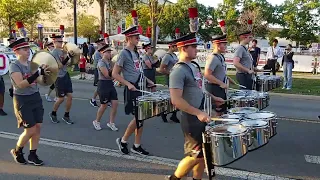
240, 120, 270, 151
203, 124, 249, 166
228, 107, 259, 115
244, 111, 277, 138
136, 95, 165, 120
257, 92, 270, 110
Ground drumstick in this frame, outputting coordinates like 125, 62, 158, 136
211, 118, 239, 122
136, 90, 153, 94
154, 84, 167, 87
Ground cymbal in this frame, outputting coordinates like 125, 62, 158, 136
30, 51, 59, 86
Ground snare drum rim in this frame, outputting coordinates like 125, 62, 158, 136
244, 111, 277, 120
206, 124, 249, 137
239, 120, 269, 128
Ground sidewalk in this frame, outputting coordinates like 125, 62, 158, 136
226, 70, 320, 79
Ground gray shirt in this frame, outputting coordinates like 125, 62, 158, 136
206, 53, 227, 83
234, 45, 253, 73
97, 60, 112, 80
161, 53, 178, 72
51, 48, 67, 77
169, 62, 203, 109
142, 54, 155, 70
9, 60, 39, 95
116, 49, 141, 83
93, 50, 102, 68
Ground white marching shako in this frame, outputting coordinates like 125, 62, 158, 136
0, 53, 9, 75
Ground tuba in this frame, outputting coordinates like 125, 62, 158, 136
30, 51, 59, 86
62, 42, 80, 65
0, 53, 10, 76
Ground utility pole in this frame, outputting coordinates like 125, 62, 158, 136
108, 0, 111, 34
73, 0, 77, 45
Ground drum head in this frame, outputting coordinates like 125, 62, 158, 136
209, 124, 247, 136
228, 107, 258, 114
245, 112, 276, 119
220, 114, 241, 119
240, 120, 268, 127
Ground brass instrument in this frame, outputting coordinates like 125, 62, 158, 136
30, 51, 59, 86
62, 42, 80, 65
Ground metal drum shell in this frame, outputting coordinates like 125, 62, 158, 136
205, 124, 249, 166
240, 120, 270, 151
244, 111, 277, 138
137, 96, 165, 120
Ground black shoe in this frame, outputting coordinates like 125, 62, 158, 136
318, 115, 320, 120
62, 116, 74, 124
131, 145, 149, 155
0, 109, 7, 116
161, 114, 168, 123
28, 154, 44, 166
90, 99, 98, 107
49, 113, 59, 123
116, 138, 129, 154
10, 149, 26, 164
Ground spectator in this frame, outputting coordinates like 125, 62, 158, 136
82, 42, 89, 62
249, 39, 261, 67
79, 54, 87, 80
281, 44, 294, 90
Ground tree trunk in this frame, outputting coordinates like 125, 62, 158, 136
99, 0, 105, 33
8, 16, 12, 36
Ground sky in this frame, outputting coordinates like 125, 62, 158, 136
170, 0, 285, 7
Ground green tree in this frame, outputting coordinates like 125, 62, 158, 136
0, 0, 56, 36
77, 13, 100, 42
278, 0, 320, 46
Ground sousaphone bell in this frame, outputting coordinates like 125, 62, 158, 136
62, 42, 80, 65
30, 51, 59, 86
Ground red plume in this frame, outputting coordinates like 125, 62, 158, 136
188, 8, 198, 18
219, 20, 226, 27
248, 19, 253, 25
175, 28, 180, 33
131, 10, 138, 18
16, 21, 24, 29
59, 25, 65, 30
103, 33, 109, 38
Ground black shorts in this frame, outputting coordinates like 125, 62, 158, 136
13, 92, 44, 128
180, 112, 206, 158
124, 83, 142, 115
0, 76, 5, 94
236, 73, 254, 90
206, 83, 227, 113
98, 80, 118, 104
55, 73, 73, 97
93, 68, 98, 86
80, 68, 86, 72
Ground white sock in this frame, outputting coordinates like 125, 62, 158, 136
91, 98, 95, 102
134, 144, 140, 148
121, 138, 127, 143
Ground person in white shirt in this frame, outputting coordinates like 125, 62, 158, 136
265, 39, 283, 75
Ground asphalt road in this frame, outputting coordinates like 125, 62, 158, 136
1, 76, 320, 179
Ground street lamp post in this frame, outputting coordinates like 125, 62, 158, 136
73, 0, 79, 71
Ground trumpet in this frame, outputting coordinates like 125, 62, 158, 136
30, 51, 59, 86
62, 42, 81, 66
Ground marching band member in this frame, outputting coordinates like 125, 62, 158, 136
166, 32, 224, 180
45, 42, 57, 102
142, 42, 158, 85
90, 39, 106, 108
92, 44, 119, 131
8, 37, 17, 98
204, 35, 235, 116
9, 38, 49, 166
49, 34, 74, 124
112, 26, 155, 155
233, 31, 255, 90
159, 41, 180, 123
